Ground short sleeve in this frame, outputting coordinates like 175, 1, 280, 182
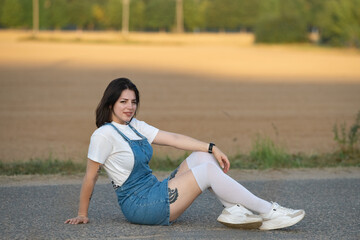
87, 133, 113, 164
132, 119, 159, 143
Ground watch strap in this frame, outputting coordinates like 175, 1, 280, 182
208, 142, 215, 153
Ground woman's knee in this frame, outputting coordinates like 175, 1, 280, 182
186, 151, 217, 168
190, 151, 214, 159
190, 161, 220, 191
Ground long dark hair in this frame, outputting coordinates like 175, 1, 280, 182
96, 78, 140, 128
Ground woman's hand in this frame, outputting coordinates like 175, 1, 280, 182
213, 147, 230, 173
64, 216, 89, 224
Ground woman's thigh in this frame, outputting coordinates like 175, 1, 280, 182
168, 169, 202, 221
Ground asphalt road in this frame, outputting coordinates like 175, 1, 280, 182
1, 177, 359, 240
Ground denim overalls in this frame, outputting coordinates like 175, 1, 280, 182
106, 123, 170, 225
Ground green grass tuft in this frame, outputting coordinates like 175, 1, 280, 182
0, 157, 85, 176
249, 134, 291, 169
333, 111, 360, 154
149, 152, 190, 171
0, 149, 358, 176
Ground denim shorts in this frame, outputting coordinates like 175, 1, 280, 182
116, 175, 171, 226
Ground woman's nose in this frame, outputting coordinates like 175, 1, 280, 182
126, 102, 135, 108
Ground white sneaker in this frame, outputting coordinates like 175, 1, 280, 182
259, 202, 305, 230
217, 204, 263, 229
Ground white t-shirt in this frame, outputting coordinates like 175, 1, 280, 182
87, 118, 159, 186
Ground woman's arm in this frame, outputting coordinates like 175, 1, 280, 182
153, 130, 230, 173
64, 159, 101, 224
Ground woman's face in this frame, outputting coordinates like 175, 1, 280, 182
111, 89, 137, 125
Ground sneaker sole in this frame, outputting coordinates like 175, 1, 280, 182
259, 211, 305, 231
218, 220, 263, 229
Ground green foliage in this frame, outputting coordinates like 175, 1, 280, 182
230, 147, 360, 169
0, 0, 3, 28
236, 0, 261, 31
1, 147, 359, 176
144, 0, 175, 31
90, 3, 107, 30
333, 111, 360, 154
183, 0, 207, 32
318, 0, 360, 48
249, 134, 291, 168
0, 0, 31, 28
205, 0, 241, 31
0, 157, 86, 175
104, 0, 123, 30
255, 0, 308, 43
41, 0, 70, 30
302, 0, 326, 29
67, 0, 92, 30
0, 0, 358, 47
255, 15, 308, 43
149, 152, 189, 171
204, 0, 260, 32
130, 0, 146, 31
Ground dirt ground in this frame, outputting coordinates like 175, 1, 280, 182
0, 31, 360, 163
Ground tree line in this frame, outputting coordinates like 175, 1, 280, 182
0, 0, 359, 48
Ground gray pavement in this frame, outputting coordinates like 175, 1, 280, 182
1, 176, 359, 239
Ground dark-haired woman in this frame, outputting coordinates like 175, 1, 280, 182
65, 78, 305, 230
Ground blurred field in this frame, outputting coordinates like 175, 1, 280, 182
0, 30, 360, 163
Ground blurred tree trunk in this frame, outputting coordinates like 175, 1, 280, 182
176, 0, 184, 33
122, 0, 129, 34
32, 0, 39, 36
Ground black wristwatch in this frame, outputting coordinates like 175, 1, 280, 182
208, 143, 216, 154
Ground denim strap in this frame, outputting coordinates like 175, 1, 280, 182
128, 124, 147, 140
106, 123, 131, 142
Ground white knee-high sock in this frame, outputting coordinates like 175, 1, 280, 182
186, 152, 272, 214
186, 152, 218, 169
186, 152, 236, 208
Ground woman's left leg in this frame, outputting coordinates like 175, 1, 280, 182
167, 152, 272, 221
167, 152, 304, 230
171, 152, 272, 212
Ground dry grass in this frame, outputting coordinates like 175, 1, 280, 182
0, 30, 359, 163
2, 30, 360, 82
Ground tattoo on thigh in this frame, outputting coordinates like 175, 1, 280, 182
169, 167, 179, 180
168, 187, 179, 204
